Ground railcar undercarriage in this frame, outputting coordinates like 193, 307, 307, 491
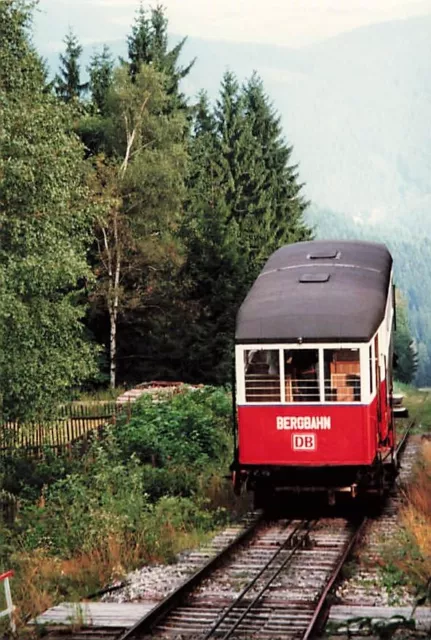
233, 457, 398, 508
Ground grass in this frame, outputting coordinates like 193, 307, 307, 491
394, 383, 431, 433
8, 525, 219, 632
399, 441, 431, 587
377, 439, 431, 608
75, 387, 125, 403
1, 486, 235, 636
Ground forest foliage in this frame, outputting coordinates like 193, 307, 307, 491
0, 0, 99, 420
0, 0, 312, 418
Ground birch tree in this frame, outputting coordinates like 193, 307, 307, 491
90, 64, 187, 387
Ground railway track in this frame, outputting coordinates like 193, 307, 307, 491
130, 518, 366, 639
44, 516, 365, 640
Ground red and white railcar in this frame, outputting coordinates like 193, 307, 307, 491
232, 240, 397, 504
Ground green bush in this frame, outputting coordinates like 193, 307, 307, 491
0, 385, 237, 619
115, 387, 232, 468
0, 448, 79, 502
3, 388, 234, 560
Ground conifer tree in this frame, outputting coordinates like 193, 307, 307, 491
241, 73, 311, 264
394, 297, 418, 384
176, 72, 312, 383
88, 45, 114, 115
127, 3, 194, 108
0, 0, 45, 93
55, 29, 88, 103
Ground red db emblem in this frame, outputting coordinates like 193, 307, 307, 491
292, 434, 316, 451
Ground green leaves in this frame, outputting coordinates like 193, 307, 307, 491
87, 63, 188, 386
115, 387, 232, 468
0, 2, 98, 420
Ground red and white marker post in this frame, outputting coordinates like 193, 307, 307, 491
0, 571, 15, 632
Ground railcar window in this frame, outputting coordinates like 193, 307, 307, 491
244, 350, 280, 402
324, 349, 361, 402
284, 349, 319, 402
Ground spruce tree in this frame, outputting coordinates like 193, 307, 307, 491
88, 45, 114, 115
126, 3, 194, 108
138, 91, 245, 383
394, 297, 418, 384
127, 4, 151, 79
0, 0, 45, 93
242, 73, 311, 263
176, 72, 312, 384
55, 29, 88, 103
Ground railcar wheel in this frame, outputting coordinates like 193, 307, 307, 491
253, 482, 275, 511
232, 470, 243, 496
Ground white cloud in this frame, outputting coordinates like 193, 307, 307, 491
35, 0, 431, 52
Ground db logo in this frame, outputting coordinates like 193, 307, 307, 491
292, 433, 316, 451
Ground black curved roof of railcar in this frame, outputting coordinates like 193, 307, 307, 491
235, 240, 393, 344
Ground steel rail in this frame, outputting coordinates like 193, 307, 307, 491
302, 517, 368, 640
395, 417, 416, 460
201, 519, 307, 640
117, 513, 264, 640
208, 520, 318, 640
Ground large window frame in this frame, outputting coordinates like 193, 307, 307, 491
237, 343, 372, 405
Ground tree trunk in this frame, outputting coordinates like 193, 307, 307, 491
101, 215, 121, 390
109, 239, 121, 389
109, 305, 117, 388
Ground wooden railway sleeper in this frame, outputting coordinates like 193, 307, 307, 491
203, 519, 318, 640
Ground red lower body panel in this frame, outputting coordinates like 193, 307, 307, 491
238, 402, 378, 467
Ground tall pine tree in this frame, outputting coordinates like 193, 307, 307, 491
55, 29, 88, 103
175, 72, 312, 383
394, 295, 418, 384
127, 3, 194, 109
243, 73, 310, 253
88, 45, 114, 115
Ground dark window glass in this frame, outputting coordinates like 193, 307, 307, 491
284, 349, 319, 402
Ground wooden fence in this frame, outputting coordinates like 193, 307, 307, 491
0, 402, 122, 455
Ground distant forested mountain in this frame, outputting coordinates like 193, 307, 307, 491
306, 207, 431, 385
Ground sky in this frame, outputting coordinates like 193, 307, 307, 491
34, 0, 431, 53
